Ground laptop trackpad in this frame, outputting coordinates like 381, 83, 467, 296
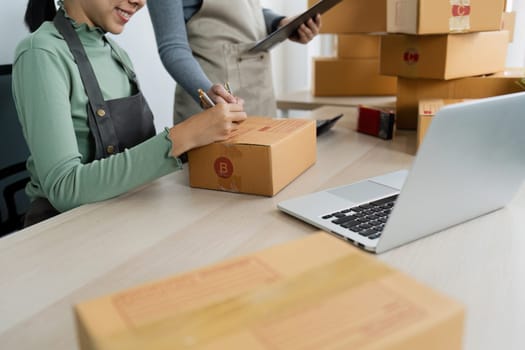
327, 181, 398, 205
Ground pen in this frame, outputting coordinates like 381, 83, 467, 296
198, 88, 215, 109
224, 82, 232, 94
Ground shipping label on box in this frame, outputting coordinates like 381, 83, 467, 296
187, 117, 316, 196
75, 233, 465, 350
380, 31, 509, 80
387, 0, 505, 34
313, 57, 397, 96
396, 69, 525, 129
417, 99, 473, 148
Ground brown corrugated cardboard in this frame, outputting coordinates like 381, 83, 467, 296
380, 31, 509, 80
417, 99, 472, 148
337, 34, 381, 58
187, 117, 316, 196
396, 69, 525, 129
501, 12, 516, 42
75, 233, 465, 350
312, 57, 397, 96
309, 0, 387, 33
387, 0, 505, 34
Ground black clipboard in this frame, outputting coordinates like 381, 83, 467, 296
248, 0, 344, 53
316, 113, 343, 136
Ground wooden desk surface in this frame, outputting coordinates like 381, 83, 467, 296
1, 107, 524, 350
276, 90, 396, 111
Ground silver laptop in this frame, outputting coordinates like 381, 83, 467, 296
278, 92, 525, 253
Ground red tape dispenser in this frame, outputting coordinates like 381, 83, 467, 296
357, 105, 395, 140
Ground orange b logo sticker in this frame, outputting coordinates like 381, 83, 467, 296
214, 157, 234, 178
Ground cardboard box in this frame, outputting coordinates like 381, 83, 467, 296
387, 0, 505, 34
396, 69, 525, 129
75, 233, 465, 350
417, 99, 472, 148
313, 57, 397, 96
501, 12, 516, 42
380, 31, 509, 80
337, 34, 381, 58
309, 0, 387, 33
187, 117, 316, 196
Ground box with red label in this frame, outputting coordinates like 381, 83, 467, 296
188, 117, 316, 196
417, 99, 473, 149
74, 233, 465, 350
396, 68, 525, 129
380, 31, 509, 80
387, 0, 505, 34
309, 0, 387, 33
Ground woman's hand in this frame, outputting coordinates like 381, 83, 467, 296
207, 83, 244, 106
168, 103, 247, 157
280, 13, 321, 44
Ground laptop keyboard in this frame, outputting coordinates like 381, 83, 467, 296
321, 194, 398, 240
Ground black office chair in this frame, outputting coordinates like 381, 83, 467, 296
0, 64, 31, 236
0, 163, 30, 235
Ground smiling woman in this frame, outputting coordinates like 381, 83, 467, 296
11, 0, 247, 228
23, 0, 140, 33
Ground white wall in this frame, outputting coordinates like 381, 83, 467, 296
260, 1, 334, 96
506, 0, 525, 67
0, 3, 30, 65
262, 1, 312, 94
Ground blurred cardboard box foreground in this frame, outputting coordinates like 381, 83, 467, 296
75, 233, 465, 350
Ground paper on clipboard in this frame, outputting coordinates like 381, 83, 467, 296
248, 0, 344, 53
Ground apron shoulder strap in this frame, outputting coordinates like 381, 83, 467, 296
53, 10, 120, 159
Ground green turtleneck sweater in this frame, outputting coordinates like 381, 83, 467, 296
12, 18, 181, 212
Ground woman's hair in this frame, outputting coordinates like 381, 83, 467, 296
25, 0, 57, 33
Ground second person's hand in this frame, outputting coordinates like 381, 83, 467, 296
281, 13, 321, 44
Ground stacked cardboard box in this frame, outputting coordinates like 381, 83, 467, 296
314, 0, 387, 34
379, 0, 514, 129
401, 69, 525, 138
417, 98, 474, 149
309, 0, 396, 96
309, 0, 518, 129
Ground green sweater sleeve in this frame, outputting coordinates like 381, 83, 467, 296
13, 39, 181, 212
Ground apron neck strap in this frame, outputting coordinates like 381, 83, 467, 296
53, 10, 121, 158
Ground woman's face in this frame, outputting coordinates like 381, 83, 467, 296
65, 0, 146, 34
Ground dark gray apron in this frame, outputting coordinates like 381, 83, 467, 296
23, 10, 156, 227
